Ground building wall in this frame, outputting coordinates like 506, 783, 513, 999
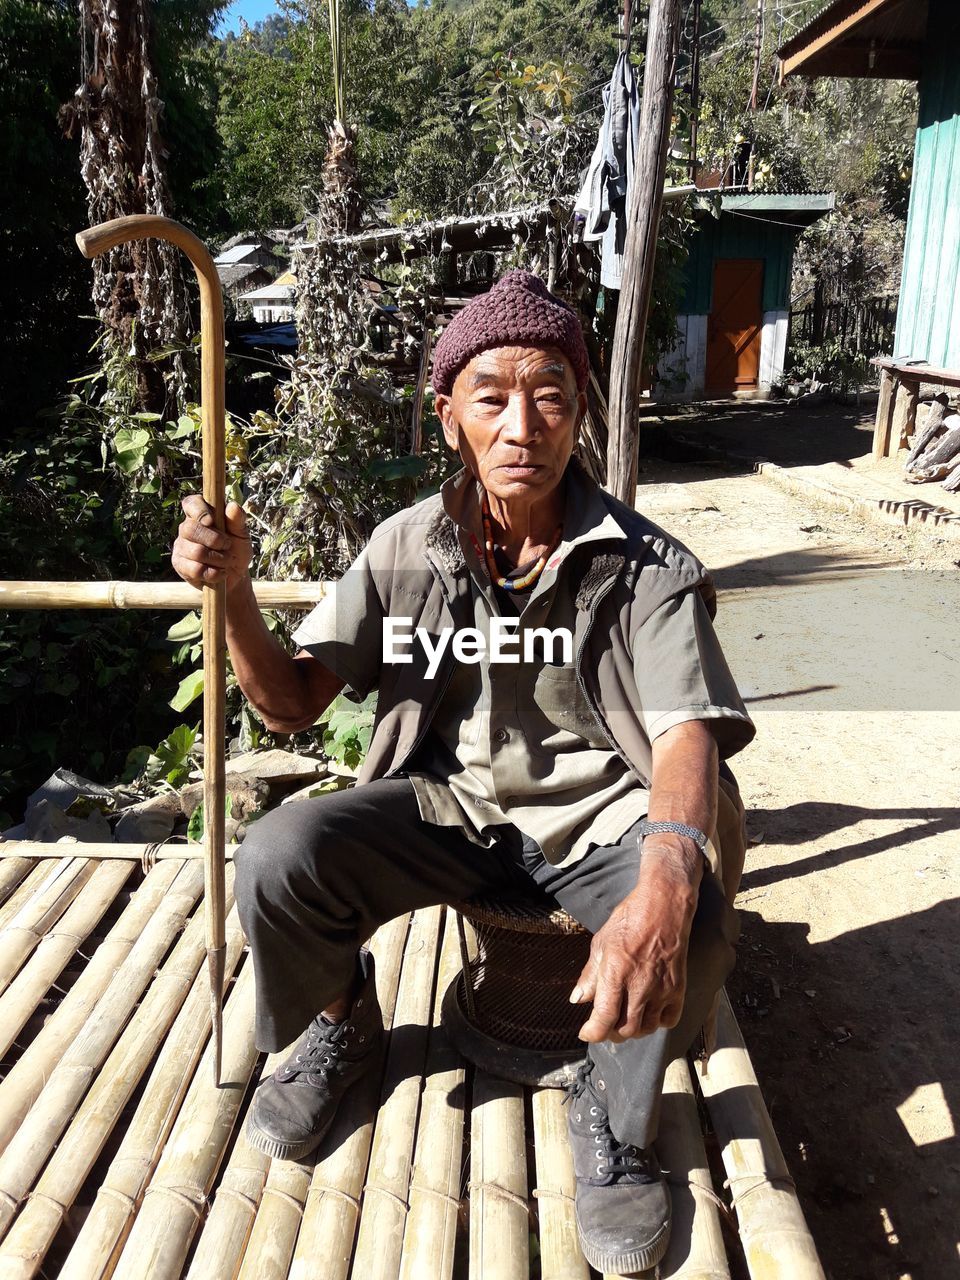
759, 310, 790, 388
661, 309, 789, 398
894, 0, 960, 369
659, 315, 708, 397
680, 212, 797, 316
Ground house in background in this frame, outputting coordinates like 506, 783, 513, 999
659, 192, 834, 400
778, 0, 960, 456
216, 262, 273, 309
214, 234, 286, 309
238, 271, 297, 323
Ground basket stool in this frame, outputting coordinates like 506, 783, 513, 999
441, 890, 593, 1087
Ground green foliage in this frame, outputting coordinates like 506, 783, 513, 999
785, 337, 871, 394
0, 0, 90, 428
187, 792, 234, 842
319, 693, 375, 771
142, 723, 200, 789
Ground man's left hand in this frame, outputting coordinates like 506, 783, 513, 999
570, 845, 702, 1043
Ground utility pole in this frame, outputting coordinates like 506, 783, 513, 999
605, 0, 683, 503
749, 0, 764, 111
747, 0, 764, 189
688, 0, 702, 182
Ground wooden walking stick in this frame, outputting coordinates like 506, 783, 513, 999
76, 215, 228, 1086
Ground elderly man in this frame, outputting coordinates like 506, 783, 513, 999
173, 270, 754, 1274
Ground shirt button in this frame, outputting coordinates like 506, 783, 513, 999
494, 728, 508, 744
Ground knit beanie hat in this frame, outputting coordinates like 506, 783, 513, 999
431, 269, 589, 396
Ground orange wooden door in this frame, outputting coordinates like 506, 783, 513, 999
705, 259, 763, 393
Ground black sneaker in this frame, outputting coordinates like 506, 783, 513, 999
246, 947, 384, 1161
563, 1059, 671, 1274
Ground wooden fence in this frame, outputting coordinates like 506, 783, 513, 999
790, 294, 897, 355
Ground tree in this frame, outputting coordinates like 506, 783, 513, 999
0, 0, 89, 429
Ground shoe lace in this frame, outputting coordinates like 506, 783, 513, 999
290, 1016, 352, 1078
563, 1060, 658, 1186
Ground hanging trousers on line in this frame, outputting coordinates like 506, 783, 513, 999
233, 776, 739, 1150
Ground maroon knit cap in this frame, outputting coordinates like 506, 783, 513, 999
432, 269, 589, 396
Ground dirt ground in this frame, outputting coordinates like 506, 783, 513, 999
634, 415, 960, 1280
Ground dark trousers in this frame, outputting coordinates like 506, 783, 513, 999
234, 777, 738, 1149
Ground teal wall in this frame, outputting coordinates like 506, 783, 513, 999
894, 0, 960, 367
680, 211, 798, 315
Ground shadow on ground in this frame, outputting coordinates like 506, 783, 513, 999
638, 399, 876, 469
728, 890, 960, 1280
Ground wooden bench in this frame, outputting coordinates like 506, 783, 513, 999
872, 356, 960, 460
0, 849, 824, 1279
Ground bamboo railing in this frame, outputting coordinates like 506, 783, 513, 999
0, 580, 327, 609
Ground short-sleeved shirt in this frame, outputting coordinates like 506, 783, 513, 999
292, 468, 754, 868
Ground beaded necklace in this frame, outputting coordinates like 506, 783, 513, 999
479, 492, 563, 593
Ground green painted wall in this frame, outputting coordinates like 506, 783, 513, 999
679, 211, 798, 315
894, 0, 960, 367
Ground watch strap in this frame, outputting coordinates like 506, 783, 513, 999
637, 818, 709, 851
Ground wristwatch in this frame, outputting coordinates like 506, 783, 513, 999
637, 818, 709, 851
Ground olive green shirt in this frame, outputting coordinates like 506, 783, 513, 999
292, 468, 754, 868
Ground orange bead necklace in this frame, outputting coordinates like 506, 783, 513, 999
479, 492, 563, 593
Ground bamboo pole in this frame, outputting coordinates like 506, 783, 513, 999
0, 883, 241, 1278
397, 909, 467, 1280
469, 1072, 529, 1280
235, 1130, 313, 1280
107, 957, 260, 1280
695, 992, 825, 1280
352, 906, 444, 1280
0, 859, 35, 914
0, 860, 186, 1159
0, 858, 76, 931
0, 580, 327, 610
61, 906, 248, 1280
658, 1056, 731, 1280
531, 1089, 588, 1280
0, 860, 132, 1062
77, 214, 228, 1086
0, 862, 209, 1241
0, 843, 240, 862
0, 856, 98, 995
183, 1051, 284, 1280
288, 912, 411, 1280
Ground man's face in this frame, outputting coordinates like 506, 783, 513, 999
435, 345, 585, 503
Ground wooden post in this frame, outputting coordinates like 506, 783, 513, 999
873, 367, 896, 460
890, 378, 919, 455
606, 0, 683, 503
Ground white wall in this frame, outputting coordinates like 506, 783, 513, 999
658, 314, 708, 400
759, 309, 789, 390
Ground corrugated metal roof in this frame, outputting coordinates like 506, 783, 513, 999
214, 245, 264, 265
239, 284, 296, 302
778, 0, 926, 80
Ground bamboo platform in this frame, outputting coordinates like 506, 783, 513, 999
0, 854, 823, 1280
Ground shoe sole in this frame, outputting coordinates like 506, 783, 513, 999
245, 1111, 334, 1162
575, 1218, 671, 1275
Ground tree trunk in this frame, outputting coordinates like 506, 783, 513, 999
61, 0, 190, 414
605, 0, 683, 503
